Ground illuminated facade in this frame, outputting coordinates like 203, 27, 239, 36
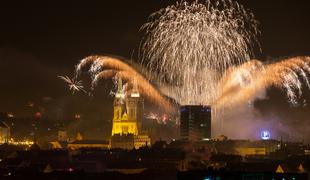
235, 147, 266, 156
58, 129, 68, 142
50, 78, 150, 150
111, 78, 150, 149
0, 120, 10, 143
67, 140, 110, 150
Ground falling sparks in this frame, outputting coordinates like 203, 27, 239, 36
140, 0, 260, 105
69, 1, 310, 122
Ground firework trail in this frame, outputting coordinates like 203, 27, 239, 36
69, 0, 310, 126
214, 60, 265, 107
137, 0, 310, 131
74, 55, 310, 115
140, 0, 260, 105
76, 56, 175, 112
215, 56, 310, 109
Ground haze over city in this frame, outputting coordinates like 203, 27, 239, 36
0, 0, 309, 179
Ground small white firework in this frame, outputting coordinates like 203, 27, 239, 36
58, 75, 87, 94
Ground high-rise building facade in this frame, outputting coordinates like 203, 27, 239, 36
180, 105, 211, 141
0, 121, 10, 143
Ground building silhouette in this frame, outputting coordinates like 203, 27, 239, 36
0, 120, 10, 143
180, 105, 211, 141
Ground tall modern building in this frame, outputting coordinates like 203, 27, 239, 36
0, 120, 10, 143
180, 105, 211, 141
110, 78, 150, 149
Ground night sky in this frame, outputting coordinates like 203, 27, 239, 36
0, 0, 309, 141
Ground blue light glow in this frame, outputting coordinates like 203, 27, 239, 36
260, 130, 271, 140
180, 107, 188, 112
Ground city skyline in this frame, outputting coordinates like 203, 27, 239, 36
0, 1, 309, 179
0, 0, 309, 142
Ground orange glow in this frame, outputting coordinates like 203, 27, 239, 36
35, 112, 42, 118
7, 113, 14, 118
28, 102, 34, 107
75, 114, 81, 119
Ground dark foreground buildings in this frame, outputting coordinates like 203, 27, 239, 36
180, 105, 211, 141
0, 139, 309, 179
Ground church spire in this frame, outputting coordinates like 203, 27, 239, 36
115, 77, 124, 98
131, 77, 140, 97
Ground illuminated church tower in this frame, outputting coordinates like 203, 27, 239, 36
126, 78, 144, 133
111, 77, 150, 149
111, 78, 139, 135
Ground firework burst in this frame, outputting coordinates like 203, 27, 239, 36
140, 0, 260, 105
69, 1, 310, 128
58, 75, 87, 94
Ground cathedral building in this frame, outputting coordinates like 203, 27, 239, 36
110, 78, 151, 149
50, 78, 150, 150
